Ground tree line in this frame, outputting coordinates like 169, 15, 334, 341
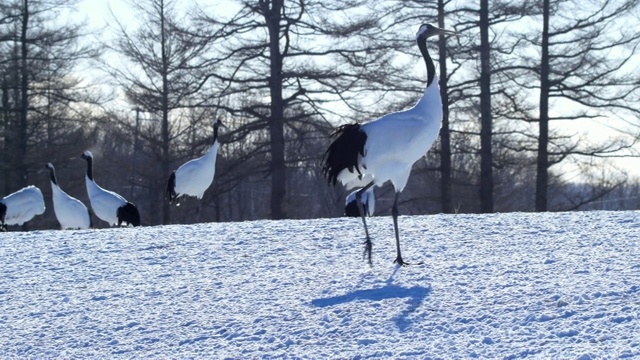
1, 0, 640, 229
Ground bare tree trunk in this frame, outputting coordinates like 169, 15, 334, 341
160, 0, 171, 224
479, 0, 494, 213
536, 0, 550, 212
2, 77, 12, 194
18, 0, 29, 189
263, 0, 286, 220
438, 4, 453, 214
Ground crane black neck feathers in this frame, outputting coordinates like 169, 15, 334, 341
83, 156, 94, 181
418, 34, 436, 87
47, 166, 58, 186
213, 123, 220, 144
322, 123, 367, 186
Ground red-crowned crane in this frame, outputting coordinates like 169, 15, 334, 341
166, 119, 226, 203
322, 24, 457, 266
344, 187, 375, 217
0, 186, 46, 230
46, 163, 91, 230
81, 151, 140, 227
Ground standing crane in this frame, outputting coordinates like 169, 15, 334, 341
81, 151, 141, 227
322, 24, 457, 266
46, 163, 91, 229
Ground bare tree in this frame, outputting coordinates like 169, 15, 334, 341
444, 0, 538, 213
517, 0, 640, 211
0, 0, 99, 195
103, 0, 218, 224
197, 0, 421, 219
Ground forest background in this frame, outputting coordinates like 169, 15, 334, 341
2, 0, 640, 229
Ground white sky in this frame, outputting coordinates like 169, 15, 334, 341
74, 0, 640, 182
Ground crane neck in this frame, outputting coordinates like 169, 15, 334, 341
418, 35, 436, 87
48, 167, 58, 186
84, 157, 94, 181
213, 125, 220, 146
201, 126, 221, 158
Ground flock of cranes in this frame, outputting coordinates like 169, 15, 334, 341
1, 24, 456, 266
1, 121, 223, 231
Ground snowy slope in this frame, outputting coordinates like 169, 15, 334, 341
0, 211, 639, 358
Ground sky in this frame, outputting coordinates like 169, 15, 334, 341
0, 211, 638, 357
73, 0, 640, 182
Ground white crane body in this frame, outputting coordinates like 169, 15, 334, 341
174, 143, 218, 199
167, 120, 225, 204
337, 83, 443, 192
47, 163, 91, 229
84, 179, 127, 226
51, 184, 91, 229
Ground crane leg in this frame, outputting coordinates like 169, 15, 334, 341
357, 181, 375, 265
391, 192, 407, 266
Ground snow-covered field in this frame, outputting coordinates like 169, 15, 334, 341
1, 211, 639, 358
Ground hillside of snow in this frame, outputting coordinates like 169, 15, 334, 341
1, 211, 639, 358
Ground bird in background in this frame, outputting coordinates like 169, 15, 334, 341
0, 185, 46, 230
46, 163, 91, 230
322, 23, 457, 266
81, 150, 141, 227
166, 119, 226, 204
345, 187, 375, 217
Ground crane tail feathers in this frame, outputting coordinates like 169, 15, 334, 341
322, 124, 367, 186
0, 202, 6, 227
166, 171, 177, 203
117, 202, 141, 227
344, 199, 361, 217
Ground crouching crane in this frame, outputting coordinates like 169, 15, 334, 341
0, 186, 46, 230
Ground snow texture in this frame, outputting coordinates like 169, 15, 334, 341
0, 211, 638, 358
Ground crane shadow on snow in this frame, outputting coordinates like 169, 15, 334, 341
311, 271, 431, 331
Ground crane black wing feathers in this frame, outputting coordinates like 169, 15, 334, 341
322, 124, 367, 186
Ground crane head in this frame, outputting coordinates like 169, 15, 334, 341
214, 119, 228, 130
416, 23, 458, 40
81, 150, 93, 160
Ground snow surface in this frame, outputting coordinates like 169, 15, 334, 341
1, 211, 639, 358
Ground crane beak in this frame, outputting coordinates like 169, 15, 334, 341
437, 28, 458, 37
